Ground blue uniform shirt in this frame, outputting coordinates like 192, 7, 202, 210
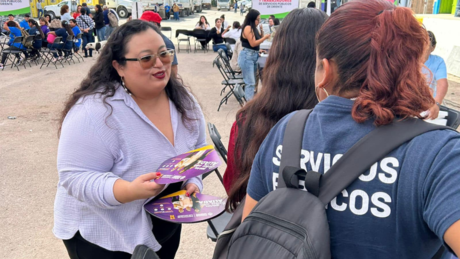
248, 96, 460, 259
19, 19, 30, 30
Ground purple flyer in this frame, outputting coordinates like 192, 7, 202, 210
144, 190, 226, 223
155, 146, 222, 185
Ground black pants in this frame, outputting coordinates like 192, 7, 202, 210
82, 31, 94, 57
63, 183, 183, 259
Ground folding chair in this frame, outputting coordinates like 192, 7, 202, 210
1, 36, 26, 71
192, 29, 209, 53
161, 26, 172, 39
441, 105, 460, 129
175, 29, 191, 53
73, 33, 84, 63
200, 148, 230, 243
207, 122, 228, 164
40, 36, 64, 69
29, 34, 44, 65
213, 57, 245, 111
62, 35, 76, 65
217, 48, 242, 80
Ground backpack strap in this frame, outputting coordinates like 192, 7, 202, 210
317, 118, 451, 205
278, 110, 312, 188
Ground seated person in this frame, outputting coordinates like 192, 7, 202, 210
69, 19, 82, 54
422, 30, 448, 120
195, 15, 211, 30
28, 19, 45, 60
0, 21, 28, 69
47, 20, 74, 61
210, 18, 229, 55
39, 17, 50, 48
222, 21, 242, 51
20, 14, 31, 30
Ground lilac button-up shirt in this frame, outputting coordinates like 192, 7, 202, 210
54, 84, 206, 253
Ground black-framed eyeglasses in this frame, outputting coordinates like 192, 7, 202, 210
123, 49, 175, 69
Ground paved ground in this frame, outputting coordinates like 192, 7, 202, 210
1, 8, 460, 259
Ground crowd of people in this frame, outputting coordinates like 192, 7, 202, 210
0, 3, 119, 69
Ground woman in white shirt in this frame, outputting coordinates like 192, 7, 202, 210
195, 15, 211, 30
222, 21, 242, 50
55, 20, 206, 259
60, 4, 72, 22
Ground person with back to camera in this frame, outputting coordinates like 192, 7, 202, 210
54, 20, 206, 259
222, 21, 242, 51
240, 3, 244, 15
224, 8, 327, 202
307, 1, 316, 8
28, 18, 44, 60
209, 18, 230, 55
0, 21, 28, 69
238, 9, 270, 101
422, 30, 449, 120
47, 20, 74, 62
76, 8, 95, 58
242, 1, 460, 258
60, 4, 72, 22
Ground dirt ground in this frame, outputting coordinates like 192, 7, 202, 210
1, 9, 460, 259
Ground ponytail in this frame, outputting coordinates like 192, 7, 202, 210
29, 19, 45, 38
317, 0, 433, 126
61, 20, 74, 36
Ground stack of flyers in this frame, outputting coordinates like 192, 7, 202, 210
144, 190, 226, 223
155, 145, 222, 185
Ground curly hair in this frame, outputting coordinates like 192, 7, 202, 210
59, 20, 196, 135
317, 0, 434, 126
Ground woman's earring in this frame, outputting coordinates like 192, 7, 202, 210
315, 86, 321, 103
121, 77, 132, 96
322, 88, 329, 98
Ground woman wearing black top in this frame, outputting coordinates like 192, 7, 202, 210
209, 18, 230, 55
238, 9, 270, 101
93, 4, 105, 42
28, 19, 44, 60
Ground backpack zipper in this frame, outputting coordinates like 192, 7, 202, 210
245, 212, 317, 258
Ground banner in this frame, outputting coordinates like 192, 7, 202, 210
252, 0, 299, 18
0, 0, 30, 16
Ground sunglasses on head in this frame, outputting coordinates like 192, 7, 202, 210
123, 49, 175, 69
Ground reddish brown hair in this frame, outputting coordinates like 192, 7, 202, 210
317, 0, 433, 126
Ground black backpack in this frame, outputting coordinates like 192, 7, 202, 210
215, 109, 450, 259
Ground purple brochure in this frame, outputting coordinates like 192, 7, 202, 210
155, 147, 222, 185
144, 190, 226, 223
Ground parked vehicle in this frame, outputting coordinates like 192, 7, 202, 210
202, 0, 211, 10
217, 0, 230, 10
105, 0, 133, 18
44, 0, 77, 19
193, 0, 203, 13
176, 0, 194, 16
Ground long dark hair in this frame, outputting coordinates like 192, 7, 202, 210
197, 15, 208, 26
240, 9, 260, 41
59, 20, 196, 135
61, 20, 74, 36
29, 18, 45, 38
227, 8, 328, 211
60, 4, 69, 15
317, 0, 433, 126
95, 4, 102, 13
